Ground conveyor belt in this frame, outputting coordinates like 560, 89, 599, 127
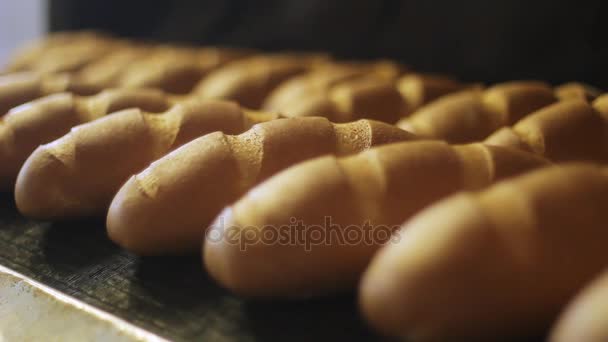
0, 192, 377, 341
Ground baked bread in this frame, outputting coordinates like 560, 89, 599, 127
106, 117, 416, 255
554, 82, 602, 102
265, 68, 467, 123
0, 88, 171, 190
262, 61, 403, 119
361, 164, 608, 340
194, 55, 323, 109
396, 81, 556, 143
484, 99, 608, 162
203, 141, 548, 297
0, 46, 249, 114
15, 100, 275, 218
3, 31, 117, 74
397, 73, 473, 112
116, 46, 249, 94
0, 73, 79, 116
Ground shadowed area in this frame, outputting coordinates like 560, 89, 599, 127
0, 194, 384, 341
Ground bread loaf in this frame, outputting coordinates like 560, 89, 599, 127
397, 73, 472, 112
554, 82, 601, 102
16, 100, 274, 218
203, 141, 549, 298
107, 117, 416, 255
360, 164, 608, 340
4, 31, 116, 74
0, 73, 80, 116
265, 69, 466, 123
484, 99, 608, 162
397, 81, 556, 143
68, 46, 151, 89
262, 62, 401, 119
550, 269, 608, 342
194, 55, 320, 109
0, 52, 155, 114
329, 76, 409, 123
0, 46, 248, 114
117, 46, 249, 95
592, 93, 608, 115
0, 88, 171, 190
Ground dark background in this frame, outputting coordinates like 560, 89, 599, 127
49, 0, 608, 88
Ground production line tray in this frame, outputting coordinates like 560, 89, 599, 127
0, 192, 378, 341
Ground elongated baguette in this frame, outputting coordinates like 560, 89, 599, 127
4, 32, 117, 73
117, 46, 249, 94
68, 46, 151, 89
554, 82, 602, 102
550, 269, 608, 342
194, 55, 321, 109
360, 164, 608, 340
0, 68, 123, 117
0, 46, 248, 114
203, 141, 549, 298
16, 100, 274, 218
0, 57, 150, 115
397, 73, 472, 112
328, 76, 409, 123
484, 99, 608, 162
265, 69, 466, 123
396, 81, 556, 143
28, 41, 118, 75
0, 73, 81, 116
262, 62, 400, 119
0, 89, 171, 190
107, 117, 416, 255
5, 31, 114, 72
591, 93, 608, 115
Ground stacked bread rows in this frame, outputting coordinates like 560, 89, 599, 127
3, 32, 608, 341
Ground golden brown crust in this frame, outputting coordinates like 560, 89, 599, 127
555, 82, 602, 102
482, 81, 556, 123
115, 47, 239, 95
485, 99, 607, 162
203, 141, 548, 298
265, 68, 465, 123
194, 56, 312, 109
107, 132, 244, 254
0, 93, 81, 189
482, 127, 533, 153
0, 73, 47, 116
15, 100, 257, 218
592, 94, 608, 119
399, 89, 503, 142
0, 89, 172, 190
106, 117, 416, 255
72, 47, 150, 88
397, 81, 556, 143
1, 44, 251, 113
397, 73, 471, 112
261, 65, 371, 119
5, 32, 118, 74
330, 77, 407, 123
4, 31, 114, 73
360, 164, 608, 340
